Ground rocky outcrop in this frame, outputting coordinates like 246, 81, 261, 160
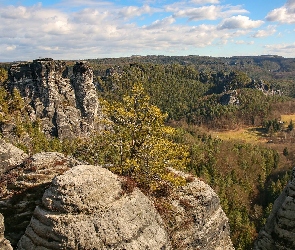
220, 90, 240, 105
17, 165, 171, 250
7, 58, 102, 139
0, 139, 28, 175
254, 167, 295, 250
16, 166, 234, 250
0, 141, 234, 249
0, 149, 80, 247
165, 169, 234, 250
0, 213, 13, 250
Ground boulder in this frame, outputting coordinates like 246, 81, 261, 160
17, 165, 170, 250
0, 139, 28, 175
165, 169, 234, 250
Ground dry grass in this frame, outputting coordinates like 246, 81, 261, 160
210, 127, 268, 143
210, 113, 295, 143
281, 114, 295, 125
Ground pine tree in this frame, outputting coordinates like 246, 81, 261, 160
103, 82, 189, 192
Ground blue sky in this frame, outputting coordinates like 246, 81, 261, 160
0, 0, 295, 61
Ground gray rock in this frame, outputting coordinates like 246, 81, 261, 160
0, 213, 13, 250
17, 165, 171, 250
254, 167, 295, 250
167, 169, 234, 250
0, 152, 80, 247
0, 139, 28, 175
7, 58, 103, 139
220, 90, 239, 105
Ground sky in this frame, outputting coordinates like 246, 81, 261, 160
0, 0, 295, 61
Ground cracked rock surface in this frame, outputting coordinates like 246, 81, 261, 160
17, 165, 170, 250
0, 139, 28, 175
7, 58, 103, 139
166, 169, 234, 250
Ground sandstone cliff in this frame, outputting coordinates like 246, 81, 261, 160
7, 58, 102, 139
0, 139, 234, 249
17, 165, 171, 250
254, 167, 295, 250
15, 164, 234, 250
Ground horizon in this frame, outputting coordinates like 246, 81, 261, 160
2, 54, 289, 64
1, 0, 295, 62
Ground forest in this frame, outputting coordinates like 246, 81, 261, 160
1, 55, 295, 249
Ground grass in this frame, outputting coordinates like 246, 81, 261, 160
211, 127, 268, 143
210, 114, 295, 143
281, 114, 295, 125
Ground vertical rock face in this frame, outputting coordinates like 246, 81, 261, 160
0, 213, 13, 250
254, 167, 295, 250
8, 58, 102, 139
17, 165, 171, 250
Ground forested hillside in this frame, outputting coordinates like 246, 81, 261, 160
87, 57, 295, 249
1, 56, 295, 249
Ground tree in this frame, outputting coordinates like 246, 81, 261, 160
0, 67, 8, 85
104, 82, 188, 192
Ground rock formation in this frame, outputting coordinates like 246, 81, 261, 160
17, 165, 171, 250
7, 58, 102, 139
0, 132, 234, 249
165, 169, 234, 249
0, 139, 28, 175
15, 165, 234, 250
0, 142, 81, 247
220, 90, 240, 106
0, 213, 13, 250
254, 167, 295, 250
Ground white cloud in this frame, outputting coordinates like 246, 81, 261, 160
171, 4, 248, 21
190, 0, 220, 5
234, 40, 254, 45
72, 8, 109, 25
266, 0, 295, 23
6, 45, 16, 51
0, 1, 292, 61
235, 40, 245, 44
118, 5, 154, 19
144, 16, 176, 29
1, 6, 28, 19
218, 15, 264, 30
264, 42, 295, 57
174, 5, 221, 20
252, 25, 276, 38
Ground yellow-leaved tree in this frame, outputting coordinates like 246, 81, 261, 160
99, 83, 189, 193
71, 82, 188, 193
